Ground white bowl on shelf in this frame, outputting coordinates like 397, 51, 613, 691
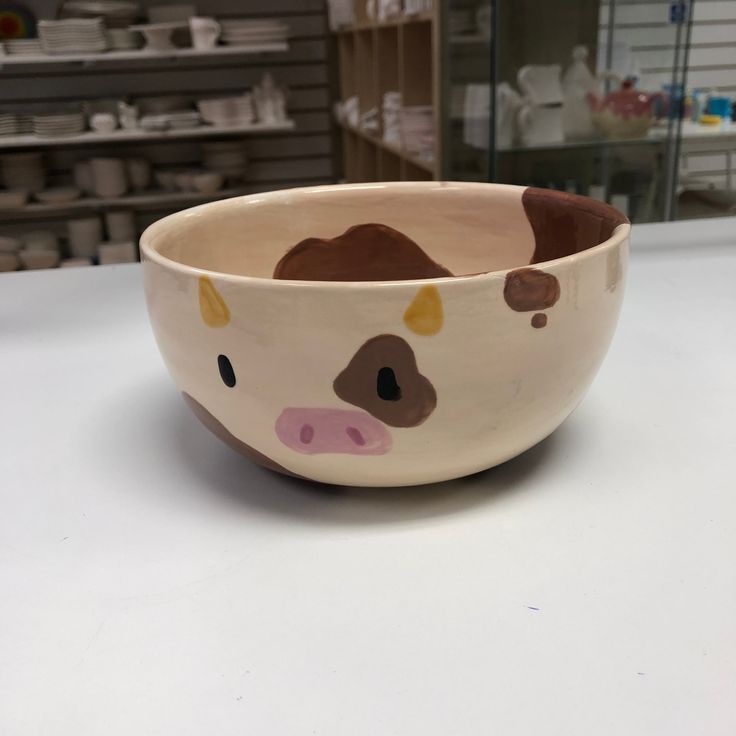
19, 248, 60, 270
0, 252, 20, 271
98, 240, 137, 264
90, 157, 128, 198
129, 22, 186, 52
68, 216, 103, 258
0, 235, 21, 253
0, 190, 29, 209
23, 230, 59, 252
90, 112, 118, 133
154, 169, 178, 191
192, 171, 225, 194
35, 187, 82, 204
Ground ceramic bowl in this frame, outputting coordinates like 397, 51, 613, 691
0, 252, 20, 271
35, 187, 81, 204
19, 248, 60, 270
0, 235, 21, 253
192, 171, 224, 194
140, 182, 630, 487
0, 190, 29, 209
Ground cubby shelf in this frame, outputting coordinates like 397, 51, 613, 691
334, 6, 439, 183
337, 121, 435, 174
334, 11, 434, 33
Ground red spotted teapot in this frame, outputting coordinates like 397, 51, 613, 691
587, 77, 664, 138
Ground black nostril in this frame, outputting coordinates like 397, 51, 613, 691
300, 424, 314, 444
376, 366, 401, 401
345, 427, 366, 446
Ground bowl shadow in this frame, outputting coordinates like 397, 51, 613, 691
106, 375, 571, 527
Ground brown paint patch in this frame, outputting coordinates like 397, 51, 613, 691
333, 334, 436, 428
504, 268, 560, 312
198, 276, 230, 328
522, 187, 629, 264
531, 313, 547, 328
403, 285, 444, 336
273, 223, 454, 281
182, 392, 305, 479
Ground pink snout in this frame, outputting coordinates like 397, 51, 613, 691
275, 408, 392, 455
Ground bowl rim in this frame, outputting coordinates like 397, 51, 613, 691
140, 181, 631, 288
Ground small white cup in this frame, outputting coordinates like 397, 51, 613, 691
125, 158, 151, 191
105, 210, 136, 242
90, 112, 118, 134
90, 158, 128, 198
189, 16, 221, 50
68, 216, 103, 258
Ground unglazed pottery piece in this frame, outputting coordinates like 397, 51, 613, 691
141, 182, 630, 487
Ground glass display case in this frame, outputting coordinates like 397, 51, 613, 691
441, 0, 704, 222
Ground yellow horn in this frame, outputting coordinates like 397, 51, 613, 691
198, 276, 230, 328
403, 285, 443, 336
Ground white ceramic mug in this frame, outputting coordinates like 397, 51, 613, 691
73, 161, 95, 195
189, 17, 221, 50
517, 104, 564, 147
23, 230, 58, 252
90, 158, 128, 198
90, 112, 117, 134
67, 216, 102, 258
125, 157, 151, 191
105, 210, 136, 242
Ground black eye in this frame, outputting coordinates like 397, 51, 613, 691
376, 366, 401, 401
218, 354, 236, 387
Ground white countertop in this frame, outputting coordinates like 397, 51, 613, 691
1, 217, 735, 735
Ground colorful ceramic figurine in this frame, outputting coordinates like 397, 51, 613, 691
587, 77, 664, 139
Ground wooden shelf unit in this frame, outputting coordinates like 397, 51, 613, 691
334, 8, 438, 182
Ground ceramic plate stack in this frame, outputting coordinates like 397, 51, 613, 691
201, 141, 247, 181
1, 152, 46, 193
139, 111, 201, 131
60, 0, 139, 28
220, 18, 289, 46
38, 18, 108, 54
3, 38, 44, 56
0, 113, 19, 137
17, 114, 34, 133
399, 105, 435, 158
33, 112, 86, 137
197, 95, 254, 126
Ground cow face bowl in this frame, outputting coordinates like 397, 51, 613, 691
140, 182, 630, 487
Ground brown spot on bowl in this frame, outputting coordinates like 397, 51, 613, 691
333, 334, 436, 428
182, 392, 305, 479
522, 187, 629, 264
273, 223, 454, 281
504, 268, 561, 312
531, 313, 548, 328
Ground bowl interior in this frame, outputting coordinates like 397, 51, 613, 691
142, 182, 628, 281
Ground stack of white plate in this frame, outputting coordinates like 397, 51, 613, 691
17, 114, 34, 134
33, 112, 86, 137
60, 0, 139, 28
197, 95, 254, 126
4, 38, 44, 56
0, 113, 19, 137
1, 152, 46, 193
139, 111, 201, 131
39, 18, 108, 55
399, 105, 435, 158
201, 141, 248, 180
220, 18, 289, 45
